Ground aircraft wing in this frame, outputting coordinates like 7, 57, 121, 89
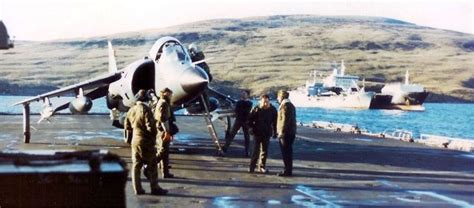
53, 86, 110, 113
13, 72, 121, 106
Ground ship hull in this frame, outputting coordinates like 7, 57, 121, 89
369, 94, 393, 109
289, 91, 374, 109
370, 91, 429, 111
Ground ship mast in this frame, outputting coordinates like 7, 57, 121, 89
340, 60, 345, 76
405, 70, 409, 85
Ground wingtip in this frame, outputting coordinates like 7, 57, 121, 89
12, 101, 27, 106
13, 97, 40, 106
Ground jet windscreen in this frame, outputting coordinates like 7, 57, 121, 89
162, 43, 188, 63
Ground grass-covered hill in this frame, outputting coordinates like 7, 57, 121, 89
1, 15, 473, 102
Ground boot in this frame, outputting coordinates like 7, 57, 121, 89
163, 173, 174, 178
135, 189, 145, 195
151, 187, 168, 195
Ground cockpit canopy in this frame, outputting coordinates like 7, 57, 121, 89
161, 41, 188, 63
148, 37, 190, 64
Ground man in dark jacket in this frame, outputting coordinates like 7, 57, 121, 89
222, 90, 253, 156
189, 43, 212, 82
188, 43, 213, 115
276, 90, 297, 177
247, 94, 277, 173
124, 90, 168, 195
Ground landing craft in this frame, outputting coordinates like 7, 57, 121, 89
0, 20, 14, 49
14, 37, 235, 153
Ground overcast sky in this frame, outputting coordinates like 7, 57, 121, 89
0, 0, 473, 41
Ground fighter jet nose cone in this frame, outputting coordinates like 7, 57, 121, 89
181, 68, 209, 95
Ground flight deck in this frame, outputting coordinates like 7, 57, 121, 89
0, 115, 473, 207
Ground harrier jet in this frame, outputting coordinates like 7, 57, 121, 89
14, 37, 235, 153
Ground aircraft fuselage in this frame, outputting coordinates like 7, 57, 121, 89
107, 37, 209, 111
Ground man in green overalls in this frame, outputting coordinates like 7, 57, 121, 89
124, 89, 168, 195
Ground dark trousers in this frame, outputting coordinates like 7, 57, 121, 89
279, 135, 295, 175
224, 118, 250, 153
250, 136, 270, 171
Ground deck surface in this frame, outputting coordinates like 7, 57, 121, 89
0, 115, 473, 207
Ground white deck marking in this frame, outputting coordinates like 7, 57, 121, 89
462, 154, 474, 159
396, 196, 421, 203
354, 138, 373, 142
213, 196, 238, 208
267, 200, 281, 205
294, 185, 341, 208
409, 191, 474, 208
376, 180, 401, 189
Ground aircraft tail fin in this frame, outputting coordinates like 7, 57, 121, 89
108, 41, 118, 73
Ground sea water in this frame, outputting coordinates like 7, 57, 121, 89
1, 95, 473, 140
296, 104, 474, 139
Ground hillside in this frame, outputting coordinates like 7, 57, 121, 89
1, 15, 473, 102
